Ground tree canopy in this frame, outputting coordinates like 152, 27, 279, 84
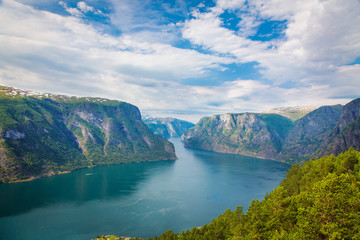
149, 148, 360, 239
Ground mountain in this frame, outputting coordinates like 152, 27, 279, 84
182, 99, 360, 164
277, 105, 342, 163
181, 113, 293, 159
142, 116, 195, 139
263, 106, 319, 121
0, 86, 176, 183
320, 98, 360, 156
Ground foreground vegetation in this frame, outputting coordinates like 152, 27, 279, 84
104, 148, 360, 239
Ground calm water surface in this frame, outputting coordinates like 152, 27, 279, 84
0, 138, 290, 240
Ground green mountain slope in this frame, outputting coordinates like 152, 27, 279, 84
181, 113, 294, 159
145, 148, 360, 240
142, 116, 195, 139
0, 86, 176, 183
182, 99, 360, 164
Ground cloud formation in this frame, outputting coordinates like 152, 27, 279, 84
183, 0, 360, 84
0, 0, 359, 122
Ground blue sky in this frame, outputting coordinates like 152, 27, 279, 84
0, 0, 359, 122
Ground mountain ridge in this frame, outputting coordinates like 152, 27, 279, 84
262, 106, 319, 121
0, 86, 176, 183
142, 116, 195, 139
181, 112, 293, 160
182, 99, 360, 164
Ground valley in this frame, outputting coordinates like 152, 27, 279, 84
0, 85, 359, 240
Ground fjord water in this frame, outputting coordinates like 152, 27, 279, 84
0, 138, 289, 240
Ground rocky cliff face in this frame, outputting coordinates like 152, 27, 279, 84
182, 99, 360, 164
142, 116, 195, 139
320, 99, 360, 156
276, 105, 342, 163
182, 113, 293, 159
0, 86, 176, 183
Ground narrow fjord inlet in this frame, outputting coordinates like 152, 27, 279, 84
0, 138, 289, 240
1, 0, 359, 238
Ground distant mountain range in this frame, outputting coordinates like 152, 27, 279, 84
1, 84, 358, 182
182, 99, 360, 164
263, 106, 319, 121
142, 116, 195, 139
0, 86, 176, 183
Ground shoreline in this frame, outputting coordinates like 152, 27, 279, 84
3, 158, 177, 184
8, 171, 71, 183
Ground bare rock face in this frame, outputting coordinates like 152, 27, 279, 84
276, 105, 342, 163
320, 99, 360, 156
333, 99, 360, 132
3, 129, 25, 140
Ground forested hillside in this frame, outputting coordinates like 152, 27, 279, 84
0, 86, 176, 183
146, 148, 360, 239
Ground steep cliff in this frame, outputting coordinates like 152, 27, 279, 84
182, 99, 360, 164
277, 105, 342, 163
320, 99, 360, 156
0, 86, 176, 183
142, 116, 195, 139
181, 113, 293, 159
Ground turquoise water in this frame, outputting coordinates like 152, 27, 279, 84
0, 138, 290, 240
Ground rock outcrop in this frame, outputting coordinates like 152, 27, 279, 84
277, 105, 342, 163
320, 99, 360, 156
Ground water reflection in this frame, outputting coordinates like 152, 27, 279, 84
0, 138, 289, 240
0, 160, 175, 218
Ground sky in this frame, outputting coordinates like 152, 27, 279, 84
0, 0, 359, 122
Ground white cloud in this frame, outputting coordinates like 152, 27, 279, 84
236, 13, 262, 37
188, 78, 352, 116
107, 0, 190, 45
59, 1, 82, 17
215, 0, 246, 11
77, 2, 94, 13
108, 0, 163, 34
0, 0, 358, 123
183, 0, 360, 88
0, 0, 235, 122
0, 0, 232, 75
59, 1, 103, 17
183, 10, 267, 62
